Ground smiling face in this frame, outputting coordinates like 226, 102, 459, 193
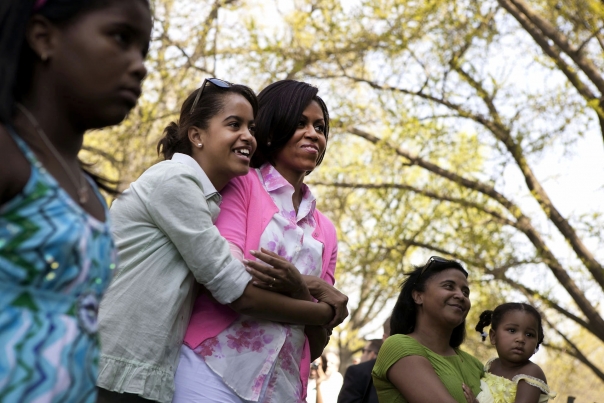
273, 100, 327, 181
414, 268, 471, 329
190, 93, 257, 190
490, 310, 539, 365
32, 0, 152, 129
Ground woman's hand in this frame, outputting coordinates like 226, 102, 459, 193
315, 359, 327, 386
245, 248, 310, 299
462, 383, 479, 403
303, 275, 349, 327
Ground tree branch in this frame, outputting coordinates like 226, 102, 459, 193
450, 63, 604, 291
346, 126, 604, 339
309, 181, 517, 228
544, 317, 604, 381
505, 0, 604, 94
499, 276, 593, 334
496, 0, 604, 144
346, 65, 604, 293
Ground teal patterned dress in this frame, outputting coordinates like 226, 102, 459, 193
0, 128, 116, 402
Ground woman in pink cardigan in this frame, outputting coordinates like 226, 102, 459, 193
173, 80, 346, 402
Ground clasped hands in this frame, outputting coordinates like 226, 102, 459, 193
244, 248, 348, 328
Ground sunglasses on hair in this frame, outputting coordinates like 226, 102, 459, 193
419, 256, 451, 277
189, 78, 232, 115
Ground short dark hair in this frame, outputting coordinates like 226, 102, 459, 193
251, 80, 330, 172
475, 302, 544, 350
157, 82, 258, 160
366, 339, 384, 354
390, 257, 469, 348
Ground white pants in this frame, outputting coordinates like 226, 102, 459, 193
173, 345, 263, 403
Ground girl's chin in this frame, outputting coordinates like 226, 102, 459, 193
227, 165, 251, 177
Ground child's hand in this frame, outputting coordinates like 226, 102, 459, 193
462, 383, 479, 403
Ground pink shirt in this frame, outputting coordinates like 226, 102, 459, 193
184, 165, 338, 400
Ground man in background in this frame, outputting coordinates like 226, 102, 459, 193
337, 317, 390, 403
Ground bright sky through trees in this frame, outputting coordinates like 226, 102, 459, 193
86, 1, 604, 399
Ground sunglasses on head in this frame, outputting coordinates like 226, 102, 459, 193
418, 256, 452, 277
189, 78, 232, 115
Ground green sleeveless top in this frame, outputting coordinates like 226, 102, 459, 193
372, 334, 484, 403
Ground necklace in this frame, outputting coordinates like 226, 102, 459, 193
16, 103, 89, 204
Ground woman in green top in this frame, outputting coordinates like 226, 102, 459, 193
372, 256, 483, 403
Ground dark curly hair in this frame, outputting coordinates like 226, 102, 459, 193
390, 256, 469, 348
475, 302, 544, 351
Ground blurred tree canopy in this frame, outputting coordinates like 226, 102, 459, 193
84, 0, 604, 397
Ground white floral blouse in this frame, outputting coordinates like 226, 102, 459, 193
194, 163, 324, 402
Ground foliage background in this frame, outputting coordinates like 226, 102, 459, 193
86, 0, 604, 400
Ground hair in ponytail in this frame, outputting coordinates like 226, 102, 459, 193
475, 310, 493, 341
157, 121, 190, 160
157, 82, 258, 160
475, 303, 544, 350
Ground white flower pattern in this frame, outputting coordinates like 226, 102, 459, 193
198, 164, 323, 402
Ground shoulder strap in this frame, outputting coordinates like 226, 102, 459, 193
513, 374, 556, 398
484, 357, 497, 371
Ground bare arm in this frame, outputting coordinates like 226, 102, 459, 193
306, 326, 330, 361
229, 283, 333, 326
244, 251, 349, 328
515, 364, 547, 403
316, 385, 324, 403
303, 275, 349, 327
316, 364, 327, 403
387, 355, 461, 403
302, 276, 341, 360
243, 249, 332, 356
514, 382, 542, 403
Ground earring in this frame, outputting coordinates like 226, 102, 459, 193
267, 141, 271, 146
197, 143, 203, 148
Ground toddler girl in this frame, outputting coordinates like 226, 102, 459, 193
473, 303, 556, 403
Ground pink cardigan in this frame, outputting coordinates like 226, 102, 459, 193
183, 169, 338, 398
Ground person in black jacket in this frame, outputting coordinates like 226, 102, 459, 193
337, 334, 386, 403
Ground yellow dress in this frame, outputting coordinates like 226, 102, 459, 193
476, 358, 556, 403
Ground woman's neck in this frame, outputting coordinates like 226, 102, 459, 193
195, 157, 229, 192
16, 93, 84, 160
410, 317, 456, 356
272, 164, 306, 211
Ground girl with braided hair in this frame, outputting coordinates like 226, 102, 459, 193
474, 303, 556, 403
